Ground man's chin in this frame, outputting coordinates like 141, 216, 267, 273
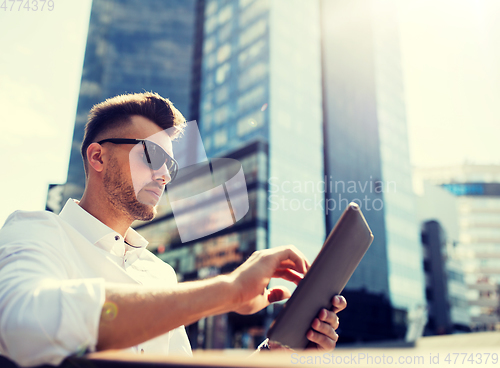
135, 204, 157, 222
128, 196, 158, 222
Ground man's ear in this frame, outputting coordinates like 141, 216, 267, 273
86, 143, 105, 173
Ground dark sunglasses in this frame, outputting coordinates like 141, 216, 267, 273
97, 138, 178, 182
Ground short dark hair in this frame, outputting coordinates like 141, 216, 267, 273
81, 92, 186, 176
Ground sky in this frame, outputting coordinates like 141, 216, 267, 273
0, 0, 499, 227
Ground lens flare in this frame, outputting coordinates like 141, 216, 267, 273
101, 301, 118, 321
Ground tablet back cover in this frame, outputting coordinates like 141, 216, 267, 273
266, 203, 374, 349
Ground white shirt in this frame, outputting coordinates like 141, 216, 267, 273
0, 199, 192, 367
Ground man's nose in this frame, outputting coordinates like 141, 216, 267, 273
153, 162, 171, 185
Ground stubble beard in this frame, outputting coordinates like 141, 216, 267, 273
103, 156, 157, 222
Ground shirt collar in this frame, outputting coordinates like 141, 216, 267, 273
59, 199, 148, 258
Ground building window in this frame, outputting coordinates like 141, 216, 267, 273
238, 62, 267, 91
217, 43, 231, 64
218, 4, 233, 26
238, 39, 265, 69
203, 113, 213, 130
213, 104, 229, 125
204, 135, 212, 151
239, 19, 266, 49
239, 0, 269, 27
204, 36, 215, 54
216, 62, 231, 85
202, 92, 213, 114
237, 84, 265, 113
214, 129, 228, 148
216, 85, 230, 104
205, 0, 217, 17
205, 15, 218, 35
218, 22, 232, 43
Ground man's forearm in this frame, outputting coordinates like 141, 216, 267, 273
97, 275, 237, 350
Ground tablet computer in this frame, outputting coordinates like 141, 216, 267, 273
266, 202, 374, 349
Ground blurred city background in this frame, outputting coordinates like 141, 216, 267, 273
1, 0, 500, 350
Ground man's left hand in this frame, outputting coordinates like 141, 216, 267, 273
305, 295, 346, 350
267, 295, 347, 351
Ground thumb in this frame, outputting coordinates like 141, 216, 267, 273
267, 286, 292, 303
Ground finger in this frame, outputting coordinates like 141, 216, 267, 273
311, 317, 337, 339
285, 245, 311, 271
272, 268, 304, 285
332, 295, 347, 313
306, 329, 337, 350
267, 286, 291, 303
271, 246, 309, 274
278, 259, 306, 274
317, 309, 339, 330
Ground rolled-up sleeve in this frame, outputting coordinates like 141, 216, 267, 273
0, 212, 106, 367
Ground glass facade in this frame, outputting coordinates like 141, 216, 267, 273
416, 164, 500, 330
415, 181, 471, 333
321, 0, 390, 297
372, 0, 425, 310
200, 0, 325, 285
321, 0, 425, 337
197, 0, 325, 339
200, 0, 270, 158
267, 0, 325, 270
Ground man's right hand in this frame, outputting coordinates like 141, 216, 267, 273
228, 245, 310, 315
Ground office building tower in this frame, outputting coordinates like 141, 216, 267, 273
321, 0, 426, 341
61, 0, 203, 206
421, 221, 471, 335
199, 0, 326, 272
415, 181, 470, 335
415, 164, 500, 331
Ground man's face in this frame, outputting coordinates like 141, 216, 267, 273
102, 116, 174, 221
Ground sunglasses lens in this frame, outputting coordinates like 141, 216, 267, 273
143, 141, 177, 179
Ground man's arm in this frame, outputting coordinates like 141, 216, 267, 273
97, 275, 234, 350
97, 245, 310, 350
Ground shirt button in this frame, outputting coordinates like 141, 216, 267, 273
115, 235, 120, 241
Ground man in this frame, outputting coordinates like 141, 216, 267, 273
0, 92, 346, 367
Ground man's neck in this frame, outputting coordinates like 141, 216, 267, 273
79, 193, 133, 237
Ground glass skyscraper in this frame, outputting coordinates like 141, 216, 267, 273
199, 0, 326, 282
321, 0, 426, 340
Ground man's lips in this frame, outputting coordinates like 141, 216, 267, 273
145, 188, 163, 200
